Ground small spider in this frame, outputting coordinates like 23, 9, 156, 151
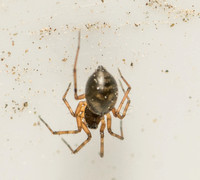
39, 32, 131, 157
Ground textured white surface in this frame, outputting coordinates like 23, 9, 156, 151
1, 0, 200, 180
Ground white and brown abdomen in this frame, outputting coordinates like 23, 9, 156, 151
85, 65, 118, 116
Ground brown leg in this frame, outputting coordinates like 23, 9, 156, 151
39, 116, 82, 135
73, 31, 85, 100
112, 69, 131, 119
39, 102, 86, 135
62, 82, 75, 117
99, 118, 106, 157
107, 113, 124, 140
62, 122, 91, 154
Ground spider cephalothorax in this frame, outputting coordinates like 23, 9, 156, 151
84, 106, 101, 129
39, 31, 131, 157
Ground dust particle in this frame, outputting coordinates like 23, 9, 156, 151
62, 58, 67, 62
170, 23, 175, 27
153, 118, 157, 123
130, 153, 134, 158
130, 62, 133, 67
24, 102, 28, 107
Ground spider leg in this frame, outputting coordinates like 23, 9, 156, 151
39, 102, 86, 135
39, 116, 82, 135
73, 31, 85, 100
119, 79, 130, 101
62, 122, 91, 154
107, 113, 124, 140
99, 117, 106, 157
112, 68, 131, 119
62, 82, 75, 117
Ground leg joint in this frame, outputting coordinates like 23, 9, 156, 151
87, 133, 92, 139
108, 129, 112, 134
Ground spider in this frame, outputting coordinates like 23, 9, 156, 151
39, 32, 131, 157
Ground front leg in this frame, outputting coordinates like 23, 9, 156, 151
73, 31, 85, 100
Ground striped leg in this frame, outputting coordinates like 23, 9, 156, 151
73, 31, 85, 100
112, 69, 131, 119
107, 113, 124, 140
39, 115, 82, 135
62, 122, 91, 154
39, 102, 86, 135
62, 82, 75, 117
99, 118, 106, 157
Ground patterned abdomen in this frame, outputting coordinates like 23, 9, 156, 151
85, 66, 118, 116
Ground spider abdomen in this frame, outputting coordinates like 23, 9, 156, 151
85, 65, 118, 116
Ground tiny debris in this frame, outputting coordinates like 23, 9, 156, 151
134, 23, 140, 27
33, 121, 40, 126
5, 104, 8, 108
25, 49, 29, 53
153, 118, 157, 123
170, 23, 175, 27
12, 40, 15, 46
161, 69, 169, 73
130, 62, 133, 67
62, 58, 67, 62
24, 102, 28, 107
